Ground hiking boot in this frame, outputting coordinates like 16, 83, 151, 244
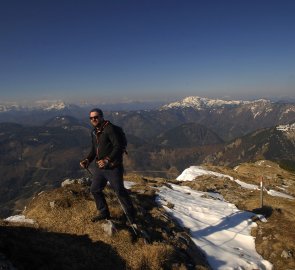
91, 212, 110, 223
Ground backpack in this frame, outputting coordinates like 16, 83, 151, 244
101, 121, 128, 154
110, 122, 128, 154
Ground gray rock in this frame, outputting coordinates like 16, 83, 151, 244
281, 250, 293, 259
101, 220, 117, 236
61, 177, 92, 187
61, 179, 75, 187
49, 201, 55, 208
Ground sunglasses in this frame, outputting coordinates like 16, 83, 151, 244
89, 116, 99, 120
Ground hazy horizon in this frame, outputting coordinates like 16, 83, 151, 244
1, 94, 295, 108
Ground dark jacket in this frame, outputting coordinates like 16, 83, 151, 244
86, 121, 124, 167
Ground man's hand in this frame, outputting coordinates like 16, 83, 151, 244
80, 159, 89, 169
97, 159, 109, 169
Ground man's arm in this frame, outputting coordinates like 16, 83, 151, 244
80, 133, 96, 168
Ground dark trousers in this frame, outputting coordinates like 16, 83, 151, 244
90, 166, 135, 218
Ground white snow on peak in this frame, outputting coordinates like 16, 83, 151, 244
0, 103, 23, 112
249, 98, 270, 104
161, 96, 273, 111
161, 96, 247, 110
35, 100, 67, 111
282, 107, 295, 115
246, 99, 273, 119
0, 100, 68, 112
276, 123, 295, 132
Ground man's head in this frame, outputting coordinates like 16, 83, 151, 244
89, 108, 104, 127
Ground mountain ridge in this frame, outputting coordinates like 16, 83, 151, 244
161, 96, 266, 110
2, 95, 295, 142
206, 122, 295, 169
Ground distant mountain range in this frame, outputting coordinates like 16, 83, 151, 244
1, 96, 295, 141
1, 96, 295, 217
0, 100, 165, 113
1, 96, 294, 112
162, 96, 251, 110
0, 100, 69, 112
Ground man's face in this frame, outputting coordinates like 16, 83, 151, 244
89, 112, 102, 127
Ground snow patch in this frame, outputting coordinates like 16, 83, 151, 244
234, 179, 259, 190
267, 189, 294, 199
156, 184, 273, 270
276, 123, 295, 132
124, 181, 135, 189
4, 215, 35, 224
176, 166, 234, 181
177, 166, 294, 200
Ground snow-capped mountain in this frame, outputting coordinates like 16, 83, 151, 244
2, 95, 295, 142
0, 100, 68, 112
159, 96, 295, 138
161, 96, 270, 111
34, 100, 68, 111
0, 103, 24, 112
276, 122, 295, 132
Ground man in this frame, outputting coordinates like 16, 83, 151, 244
80, 108, 136, 223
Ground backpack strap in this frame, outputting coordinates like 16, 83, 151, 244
101, 120, 110, 130
93, 120, 110, 158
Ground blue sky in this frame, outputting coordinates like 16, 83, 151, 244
1, 0, 295, 104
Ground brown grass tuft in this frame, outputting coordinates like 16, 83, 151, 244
130, 243, 175, 270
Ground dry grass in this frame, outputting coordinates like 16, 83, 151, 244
0, 178, 210, 270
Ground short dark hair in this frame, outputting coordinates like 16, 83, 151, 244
89, 108, 103, 117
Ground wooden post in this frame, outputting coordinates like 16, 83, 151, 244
260, 176, 264, 208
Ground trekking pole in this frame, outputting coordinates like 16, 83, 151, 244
260, 176, 264, 208
84, 168, 138, 236
85, 167, 93, 176
115, 194, 138, 236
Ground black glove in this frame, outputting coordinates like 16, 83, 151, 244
80, 158, 89, 169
